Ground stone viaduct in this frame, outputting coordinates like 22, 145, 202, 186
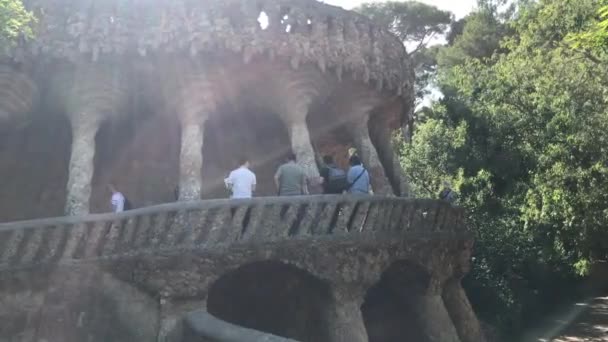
0, 0, 486, 341
0, 196, 485, 342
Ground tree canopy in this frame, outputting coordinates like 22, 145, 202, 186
358, 0, 608, 338
0, 0, 34, 53
356, 1, 452, 104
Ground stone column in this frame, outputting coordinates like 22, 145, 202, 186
286, 114, 320, 179
392, 148, 410, 197
349, 119, 393, 195
443, 279, 487, 342
409, 291, 462, 342
178, 117, 207, 201
375, 122, 410, 197
324, 285, 369, 342
65, 114, 100, 216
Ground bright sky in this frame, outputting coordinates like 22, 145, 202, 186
321, 0, 476, 19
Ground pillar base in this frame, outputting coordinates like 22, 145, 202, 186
443, 280, 487, 342
411, 294, 462, 342
324, 289, 369, 342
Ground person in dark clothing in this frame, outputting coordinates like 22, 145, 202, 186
319, 155, 348, 194
438, 182, 457, 204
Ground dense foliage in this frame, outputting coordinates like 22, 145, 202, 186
362, 0, 608, 338
356, 1, 452, 103
0, 0, 34, 53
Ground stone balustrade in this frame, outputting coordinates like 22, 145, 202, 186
19, 0, 410, 95
0, 196, 465, 272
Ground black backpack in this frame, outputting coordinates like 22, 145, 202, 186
326, 166, 349, 194
123, 197, 133, 211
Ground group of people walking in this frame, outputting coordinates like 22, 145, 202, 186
107, 150, 371, 213
224, 151, 371, 200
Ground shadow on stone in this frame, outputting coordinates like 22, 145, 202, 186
207, 260, 332, 341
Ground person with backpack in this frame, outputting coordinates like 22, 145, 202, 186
320, 155, 348, 194
108, 184, 131, 213
438, 182, 457, 204
347, 154, 371, 195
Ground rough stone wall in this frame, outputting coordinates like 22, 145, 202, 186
0, 114, 70, 222
0, 196, 482, 341
0, 264, 158, 342
0, 0, 417, 217
19, 0, 411, 98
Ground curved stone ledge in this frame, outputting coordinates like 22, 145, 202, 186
0, 196, 466, 272
20, 0, 410, 95
184, 309, 300, 342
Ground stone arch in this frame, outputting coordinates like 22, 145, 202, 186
90, 108, 180, 212
206, 260, 333, 341
0, 84, 70, 222
201, 105, 291, 198
362, 260, 433, 342
308, 78, 395, 195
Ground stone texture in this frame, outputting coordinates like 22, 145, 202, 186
350, 119, 393, 195
0, 64, 37, 123
179, 122, 205, 201
0, 1, 486, 341
324, 288, 369, 342
64, 115, 99, 216
0, 196, 484, 341
184, 310, 299, 342
443, 279, 488, 342
287, 117, 319, 179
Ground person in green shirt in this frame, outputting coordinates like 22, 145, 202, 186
274, 153, 308, 196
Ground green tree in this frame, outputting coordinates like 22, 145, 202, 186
0, 0, 35, 53
568, 0, 608, 53
356, 1, 452, 102
401, 0, 608, 337
356, 1, 452, 55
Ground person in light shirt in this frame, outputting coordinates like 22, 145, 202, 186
108, 184, 126, 213
225, 157, 257, 199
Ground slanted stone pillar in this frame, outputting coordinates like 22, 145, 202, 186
178, 116, 208, 201
65, 114, 100, 216
324, 284, 368, 342
385, 267, 461, 342
348, 118, 393, 195
373, 120, 410, 197
408, 289, 462, 342
285, 113, 319, 179
443, 279, 487, 342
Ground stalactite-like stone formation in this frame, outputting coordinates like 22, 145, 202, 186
21, 0, 411, 97
0, 64, 37, 122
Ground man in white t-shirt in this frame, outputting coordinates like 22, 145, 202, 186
108, 184, 126, 213
225, 157, 257, 199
